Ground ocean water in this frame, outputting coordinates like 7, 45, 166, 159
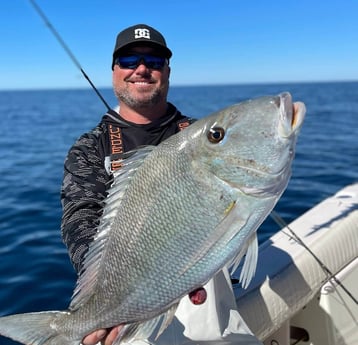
0, 82, 357, 344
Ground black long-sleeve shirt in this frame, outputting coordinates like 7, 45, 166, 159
61, 103, 194, 273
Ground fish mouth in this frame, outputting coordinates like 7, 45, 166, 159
278, 92, 306, 137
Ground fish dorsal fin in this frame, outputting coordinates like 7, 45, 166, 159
69, 146, 155, 310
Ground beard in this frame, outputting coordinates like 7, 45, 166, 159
113, 81, 169, 109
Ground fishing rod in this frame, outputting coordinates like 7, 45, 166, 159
29, 0, 112, 111
270, 210, 358, 306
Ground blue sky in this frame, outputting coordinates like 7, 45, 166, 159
1, 0, 357, 90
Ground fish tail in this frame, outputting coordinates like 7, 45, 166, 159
0, 311, 78, 345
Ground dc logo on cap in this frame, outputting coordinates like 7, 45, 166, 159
134, 28, 150, 39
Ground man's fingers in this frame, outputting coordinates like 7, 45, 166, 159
82, 329, 107, 345
102, 326, 122, 345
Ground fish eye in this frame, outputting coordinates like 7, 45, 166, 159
207, 127, 225, 143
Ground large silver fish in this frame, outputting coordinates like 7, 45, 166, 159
0, 92, 305, 345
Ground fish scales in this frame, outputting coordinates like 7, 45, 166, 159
95, 140, 238, 320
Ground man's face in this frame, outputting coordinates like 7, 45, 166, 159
112, 46, 170, 109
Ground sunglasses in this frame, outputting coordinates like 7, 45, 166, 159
114, 54, 168, 70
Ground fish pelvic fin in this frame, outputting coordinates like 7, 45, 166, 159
238, 233, 259, 289
0, 311, 77, 345
155, 303, 178, 340
114, 319, 159, 345
114, 304, 179, 345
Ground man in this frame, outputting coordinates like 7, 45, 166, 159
61, 24, 262, 345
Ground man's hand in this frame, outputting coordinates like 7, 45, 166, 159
82, 287, 207, 345
82, 326, 122, 345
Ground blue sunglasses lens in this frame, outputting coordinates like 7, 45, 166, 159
115, 54, 166, 70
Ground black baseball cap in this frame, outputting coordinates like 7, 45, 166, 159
112, 24, 172, 70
